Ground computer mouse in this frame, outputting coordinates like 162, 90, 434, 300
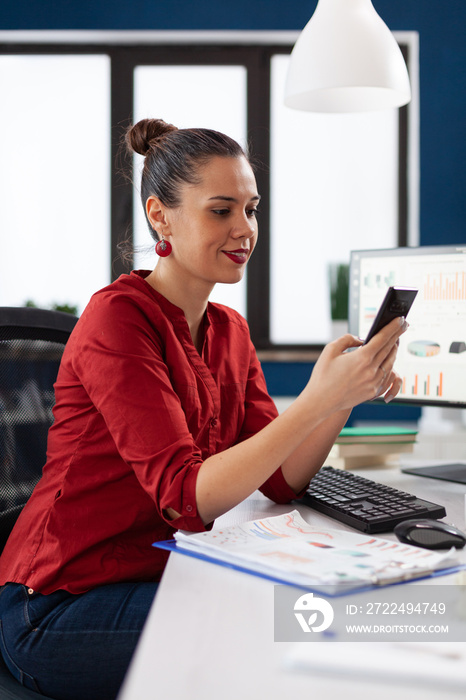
394, 519, 466, 550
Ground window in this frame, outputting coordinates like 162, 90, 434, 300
0, 32, 418, 353
133, 63, 248, 314
0, 52, 110, 313
270, 54, 399, 345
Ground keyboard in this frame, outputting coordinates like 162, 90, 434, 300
298, 466, 446, 533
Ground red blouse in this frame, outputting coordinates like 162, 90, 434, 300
0, 271, 298, 594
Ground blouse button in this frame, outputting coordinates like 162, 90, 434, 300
210, 417, 217, 428
186, 505, 193, 513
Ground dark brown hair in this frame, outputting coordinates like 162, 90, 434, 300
125, 118, 248, 241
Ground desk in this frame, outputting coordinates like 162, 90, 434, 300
119, 464, 466, 700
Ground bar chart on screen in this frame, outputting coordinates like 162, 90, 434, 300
400, 371, 443, 398
424, 271, 466, 301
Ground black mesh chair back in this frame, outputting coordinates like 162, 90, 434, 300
0, 307, 78, 553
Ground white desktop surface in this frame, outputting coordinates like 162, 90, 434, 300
118, 463, 466, 700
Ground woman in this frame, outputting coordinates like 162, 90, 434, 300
0, 119, 405, 700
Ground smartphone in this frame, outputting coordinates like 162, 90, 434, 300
364, 286, 418, 344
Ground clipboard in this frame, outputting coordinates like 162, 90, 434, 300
153, 536, 465, 598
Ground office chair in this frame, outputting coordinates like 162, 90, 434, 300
0, 306, 78, 700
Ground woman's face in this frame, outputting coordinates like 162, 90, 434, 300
147, 155, 260, 294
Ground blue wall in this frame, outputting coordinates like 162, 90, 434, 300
1, 0, 464, 420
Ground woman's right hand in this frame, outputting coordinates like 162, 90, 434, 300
304, 317, 408, 415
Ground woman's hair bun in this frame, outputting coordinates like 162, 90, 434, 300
126, 118, 178, 157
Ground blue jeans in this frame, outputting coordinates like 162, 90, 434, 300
0, 581, 158, 700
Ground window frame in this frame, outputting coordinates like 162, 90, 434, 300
0, 30, 418, 358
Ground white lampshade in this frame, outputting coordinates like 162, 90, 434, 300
284, 0, 411, 113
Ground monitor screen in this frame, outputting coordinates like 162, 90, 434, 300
349, 245, 466, 408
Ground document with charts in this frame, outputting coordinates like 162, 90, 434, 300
167, 510, 461, 592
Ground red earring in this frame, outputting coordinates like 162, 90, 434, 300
155, 237, 172, 257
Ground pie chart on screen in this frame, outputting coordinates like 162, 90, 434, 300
407, 340, 441, 357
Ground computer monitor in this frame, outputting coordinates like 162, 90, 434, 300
349, 245, 466, 409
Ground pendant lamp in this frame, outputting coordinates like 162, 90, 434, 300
284, 0, 411, 113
